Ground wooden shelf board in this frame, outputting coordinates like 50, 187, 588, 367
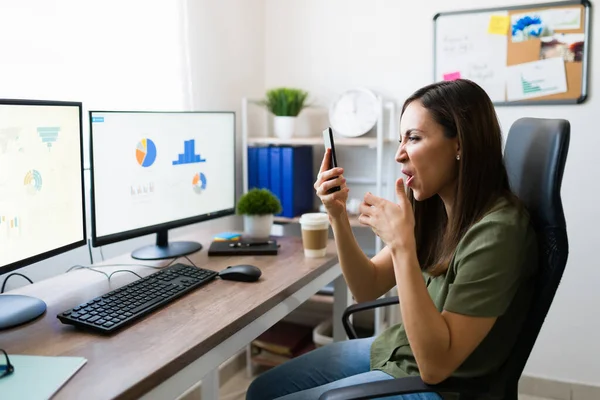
247, 136, 393, 147
274, 214, 363, 227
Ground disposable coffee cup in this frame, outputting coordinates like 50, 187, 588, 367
299, 213, 330, 258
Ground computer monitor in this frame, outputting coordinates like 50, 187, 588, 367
89, 111, 236, 260
0, 99, 86, 330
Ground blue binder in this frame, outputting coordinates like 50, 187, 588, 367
269, 146, 283, 215
247, 147, 259, 190
280, 146, 314, 218
257, 147, 270, 189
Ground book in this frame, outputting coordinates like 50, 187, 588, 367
252, 321, 314, 357
208, 239, 279, 256
0, 354, 87, 400
252, 341, 316, 367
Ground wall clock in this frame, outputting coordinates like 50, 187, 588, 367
328, 88, 380, 138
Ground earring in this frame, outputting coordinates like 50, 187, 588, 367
456, 154, 461, 160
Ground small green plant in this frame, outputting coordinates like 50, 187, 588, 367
260, 87, 309, 117
237, 188, 282, 215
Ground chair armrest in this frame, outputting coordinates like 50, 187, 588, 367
318, 376, 489, 400
343, 296, 400, 339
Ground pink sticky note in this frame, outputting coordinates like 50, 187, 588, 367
443, 71, 461, 81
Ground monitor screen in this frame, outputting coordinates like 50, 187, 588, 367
0, 99, 86, 274
90, 111, 236, 248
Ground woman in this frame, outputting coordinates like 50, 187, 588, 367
246, 79, 538, 400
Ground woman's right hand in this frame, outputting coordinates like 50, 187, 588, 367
314, 149, 350, 219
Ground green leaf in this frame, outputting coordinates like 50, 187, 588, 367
260, 87, 309, 116
236, 188, 282, 215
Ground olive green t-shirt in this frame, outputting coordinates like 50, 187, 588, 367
370, 198, 538, 387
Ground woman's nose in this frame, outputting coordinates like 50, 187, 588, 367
395, 144, 407, 163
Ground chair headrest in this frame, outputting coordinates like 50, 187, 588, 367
504, 117, 570, 229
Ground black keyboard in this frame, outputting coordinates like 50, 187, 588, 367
57, 263, 218, 334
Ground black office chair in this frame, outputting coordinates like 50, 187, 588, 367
319, 117, 571, 400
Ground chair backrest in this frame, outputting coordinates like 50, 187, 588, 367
490, 117, 570, 396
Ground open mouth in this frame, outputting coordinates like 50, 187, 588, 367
402, 170, 414, 186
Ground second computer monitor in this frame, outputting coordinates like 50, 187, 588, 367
90, 111, 236, 260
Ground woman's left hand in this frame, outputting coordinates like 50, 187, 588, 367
358, 178, 416, 251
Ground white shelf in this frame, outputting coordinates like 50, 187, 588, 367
274, 214, 363, 227
247, 136, 394, 147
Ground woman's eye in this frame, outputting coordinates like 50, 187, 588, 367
399, 135, 420, 143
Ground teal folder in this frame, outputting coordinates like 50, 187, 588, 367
0, 354, 87, 399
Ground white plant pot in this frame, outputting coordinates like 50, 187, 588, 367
243, 214, 274, 239
273, 116, 296, 139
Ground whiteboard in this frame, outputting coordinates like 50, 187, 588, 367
433, 1, 591, 105
434, 11, 508, 103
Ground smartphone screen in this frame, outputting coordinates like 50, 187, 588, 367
322, 127, 340, 193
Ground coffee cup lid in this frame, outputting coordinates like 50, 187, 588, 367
299, 213, 329, 226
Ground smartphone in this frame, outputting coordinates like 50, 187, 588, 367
322, 127, 340, 193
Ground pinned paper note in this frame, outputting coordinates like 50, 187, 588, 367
547, 7, 581, 30
488, 15, 511, 35
443, 71, 461, 81
541, 33, 585, 62
506, 57, 567, 101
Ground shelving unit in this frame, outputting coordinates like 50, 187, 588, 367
240, 95, 398, 376
241, 95, 398, 216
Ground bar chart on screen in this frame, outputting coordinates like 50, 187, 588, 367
0, 215, 21, 241
172, 139, 206, 165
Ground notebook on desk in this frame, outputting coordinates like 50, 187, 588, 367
0, 354, 87, 400
208, 239, 279, 256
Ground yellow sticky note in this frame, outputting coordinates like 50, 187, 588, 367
488, 15, 510, 35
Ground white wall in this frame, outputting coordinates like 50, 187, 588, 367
0, 0, 266, 290
184, 0, 266, 199
265, 0, 600, 386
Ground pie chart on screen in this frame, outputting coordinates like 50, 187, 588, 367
192, 172, 207, 194
136, 139, 157, 167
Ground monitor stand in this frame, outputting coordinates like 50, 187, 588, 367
0, 294, 47, 331
131, 229, 203, 261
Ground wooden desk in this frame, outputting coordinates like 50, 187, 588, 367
0, 226, 346, 400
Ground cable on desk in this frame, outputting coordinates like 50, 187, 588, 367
64, 257, 190, 284
66, 265, 142, 282
1, 272, 34, 293
65, 260, 174, 274
64, 258, 181, 279
66, 265, 110, 278
107, 270, 142, 281
99, 246, 105, 262
183, 255, 198, 267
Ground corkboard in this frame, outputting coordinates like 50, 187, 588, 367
434, 0, 591, 105
507, 4, 586, 102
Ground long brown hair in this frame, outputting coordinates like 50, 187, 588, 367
403, 79, 514, 276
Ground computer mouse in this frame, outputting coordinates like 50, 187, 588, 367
218, 264, 262, 282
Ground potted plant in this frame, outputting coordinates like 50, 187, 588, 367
237, 188, 282, 238
261, 87, 309, 139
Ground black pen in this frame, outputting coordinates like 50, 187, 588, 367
229, 241, 275, 247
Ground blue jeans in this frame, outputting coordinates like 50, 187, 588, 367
246, 336, 442, 400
